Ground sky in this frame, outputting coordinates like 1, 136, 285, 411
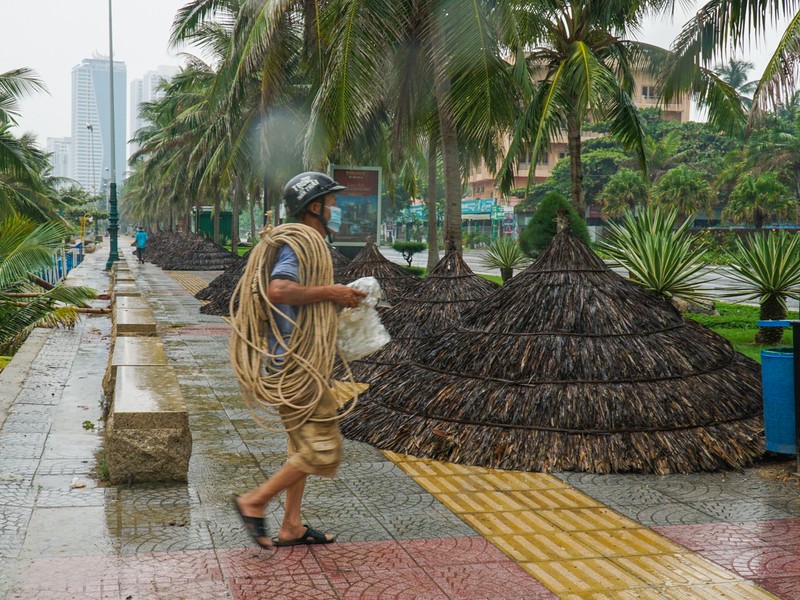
0, 1, 792, 146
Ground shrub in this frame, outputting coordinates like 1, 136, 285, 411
519, 192, 589, 258
392, 241, 427, 266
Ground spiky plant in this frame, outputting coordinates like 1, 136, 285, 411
0, 216, 97, 356
597, 207, 711, 303
725, 231, 800, 344
481, 236, 529, 283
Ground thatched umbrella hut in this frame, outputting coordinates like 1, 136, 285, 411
341, 215, 764, 474
335, 241, 419, 302
340, 246, 498, 382
197, 244, 350, 316
143, 231, 240, 271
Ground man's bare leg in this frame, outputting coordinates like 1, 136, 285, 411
236, 463, 306, 545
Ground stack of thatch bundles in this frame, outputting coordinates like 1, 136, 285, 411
196, 244, 350, 316
341, 248, 498, 382
341, 218, 764, 474
143, 231, 240, 271
336, 242, 419, 302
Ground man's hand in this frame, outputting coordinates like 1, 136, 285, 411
328, 284, 367, 308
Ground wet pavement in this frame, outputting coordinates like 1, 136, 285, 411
0, 244, 799, 598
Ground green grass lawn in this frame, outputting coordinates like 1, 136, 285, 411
223, 245, 251, 256
686, 302, 797, 363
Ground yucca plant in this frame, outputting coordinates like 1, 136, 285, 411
725, 231, 800, 344
597, 207, 712, 303
481, 236, 529, 283
0, 215, 97, 357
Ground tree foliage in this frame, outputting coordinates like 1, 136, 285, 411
519, 192, 589, 259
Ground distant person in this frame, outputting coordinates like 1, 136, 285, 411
134, 227, 148, 264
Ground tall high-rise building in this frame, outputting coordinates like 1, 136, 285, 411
46, 137, 72, 182
129, 65, 179, 159
71, 56, 127, 192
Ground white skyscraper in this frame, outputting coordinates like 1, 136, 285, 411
129, 65, 179, 159
71, 56, 127, 192
46, 137, 72, 182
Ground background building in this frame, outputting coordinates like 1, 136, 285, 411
46, 137, 72, 182
466, 72, 691, 201
71, 56, 127, 192
128, 65, 179, 159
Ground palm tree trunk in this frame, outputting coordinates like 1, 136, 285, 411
430, 29, 462, 254
756, 294, 787, 344
249, 194, 257, 242
426, 138, 440, 271
213, 196, 221, 244
231, 179, 241, 255
567, 113, 585, 218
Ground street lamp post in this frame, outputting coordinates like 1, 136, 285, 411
105, 0, 119, 270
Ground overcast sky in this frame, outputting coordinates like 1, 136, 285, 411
0, 1, 790, 146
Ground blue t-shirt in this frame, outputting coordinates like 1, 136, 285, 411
268, 245, 300, 362
135, 231, 148, 248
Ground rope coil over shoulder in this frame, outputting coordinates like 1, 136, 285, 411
229, 223, 356, 432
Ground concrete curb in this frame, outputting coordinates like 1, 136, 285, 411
0, 328, 49, 426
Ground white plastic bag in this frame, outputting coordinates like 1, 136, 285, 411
336, 277, 391, 361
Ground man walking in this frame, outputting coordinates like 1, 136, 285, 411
231, 172, 365, 548
134, 227, 148, 264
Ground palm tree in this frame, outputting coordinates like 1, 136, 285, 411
498, 1, 744, 218
726, 231, 800, 344
0, 216, 97, 358
597, 207, 711, 303
651, 165, 715, 224
597, 168, 650, 218
308, 0, 516, 252
724, 171, 795, 228
715, 59, 758, 107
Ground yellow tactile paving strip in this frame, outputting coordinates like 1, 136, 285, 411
166, 271, 210, 297
384, 451, 780, 599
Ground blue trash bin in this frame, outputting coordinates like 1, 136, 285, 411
761, 347, 797, 454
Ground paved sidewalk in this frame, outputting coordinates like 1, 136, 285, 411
0, 247, 799, 598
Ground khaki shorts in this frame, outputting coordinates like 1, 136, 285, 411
280, 386, 342, 478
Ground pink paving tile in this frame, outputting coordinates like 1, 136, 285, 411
326, 567, 448, 599
755, 576, 800, 599
312, 539, 418, 572
424, 563, 557, 600
229, 568, 337, 600
16, 551, 230, 599
655, 518, 800, 551
215, 546, 322, 576
400, 536, 509, 567
701, 546, 800, 579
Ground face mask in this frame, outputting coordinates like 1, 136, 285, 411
326, 205, 342, 233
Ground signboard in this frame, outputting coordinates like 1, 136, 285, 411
461, 198, 496, 215
329, 166, 382, 246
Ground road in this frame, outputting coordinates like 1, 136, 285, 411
377, 246, 796, 311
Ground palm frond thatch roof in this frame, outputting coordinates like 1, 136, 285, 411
144, 231, 241, 271
335, 241, 419, 302
341, 220, 764, 475
341, 248, 498, 382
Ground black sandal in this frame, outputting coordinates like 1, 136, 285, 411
232, 495, 273, 549
272, 525, 336, 547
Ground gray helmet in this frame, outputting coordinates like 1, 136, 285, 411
282, 172, 346, 217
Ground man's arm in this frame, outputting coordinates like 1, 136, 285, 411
268, 279, 366, 309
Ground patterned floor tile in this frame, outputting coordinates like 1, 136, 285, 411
312, 539, 418, 571
325, 567, 447, 599
686, 500, 794, 523
754, 576, 800, 599
609, 502, 718, 527
425, 562, 557, 599
400, 536, 508, 567
702, 545, 800, 579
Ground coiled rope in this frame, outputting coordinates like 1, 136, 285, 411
229, 223, 355, 432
